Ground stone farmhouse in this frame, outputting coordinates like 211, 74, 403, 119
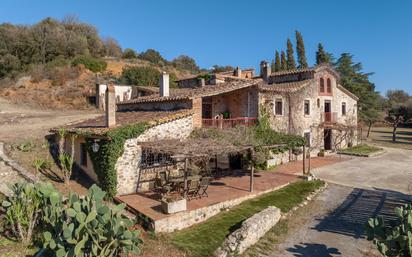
58, 62, 358, 196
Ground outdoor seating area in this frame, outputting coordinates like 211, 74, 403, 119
116, 154, 345, 232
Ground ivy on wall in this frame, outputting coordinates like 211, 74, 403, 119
85, 122, 148, 198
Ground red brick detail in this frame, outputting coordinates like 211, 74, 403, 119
192, 97, 202, 128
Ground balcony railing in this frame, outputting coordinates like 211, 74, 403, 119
322, 112, 337, 124
202, 117, 257, 129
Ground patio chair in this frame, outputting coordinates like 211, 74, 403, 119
154, 172, 172, 196
198, 176, 210, 198
186, 179, 201, 200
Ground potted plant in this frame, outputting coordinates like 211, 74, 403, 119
318, 148, 325, 157
161, 193, 187, 214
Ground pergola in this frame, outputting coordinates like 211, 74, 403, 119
140, 138, 290, 194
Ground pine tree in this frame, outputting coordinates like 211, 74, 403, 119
295, 31, 308, 69
286, 38, 296, 70
274, 51, 281, 72
280, 51, 287, 71
271, 59, 276, 72
316, 43, 330, 65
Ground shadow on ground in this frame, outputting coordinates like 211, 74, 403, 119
287, 243, 341, 257
314, 187, 412, 239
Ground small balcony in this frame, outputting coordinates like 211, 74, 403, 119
322, 112, 337, 124
202, 117, 257, 129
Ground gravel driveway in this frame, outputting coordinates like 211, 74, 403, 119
251, 148, 412, 257
312, 147, 412, 194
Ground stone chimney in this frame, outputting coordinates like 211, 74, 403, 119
198, 78, 206, 87
105, 83, 116, 128
160, 72, 169, 97
260, 61, 271, 82
234, 66, 242, 77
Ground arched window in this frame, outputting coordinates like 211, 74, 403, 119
320, 78, 325, 93
327, 78, 332, 93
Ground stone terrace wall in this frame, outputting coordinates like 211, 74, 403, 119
215, 206, 281, 257
116, 115, 193, 195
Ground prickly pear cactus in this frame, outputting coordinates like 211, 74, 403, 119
365, 204, 412, 257
40, 184, 142, 257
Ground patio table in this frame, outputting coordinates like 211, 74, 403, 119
169, 175, 202, 195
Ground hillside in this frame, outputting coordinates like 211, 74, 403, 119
0, 58, 195, 110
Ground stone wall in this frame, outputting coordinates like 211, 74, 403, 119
215, 206, 281, 257
210, 87, 258, 118
261, 68, 358, 152
153, 183, 288, 233
116, 115, 194, 195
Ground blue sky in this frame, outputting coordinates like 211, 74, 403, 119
1, 0, 411, 95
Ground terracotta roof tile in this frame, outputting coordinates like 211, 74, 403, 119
259, 79, 313, 93
118, 79, 261, 105
56, 109, 193, 136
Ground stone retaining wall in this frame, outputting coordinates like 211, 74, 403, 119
153, 183, 289, 233
0, 142, 38, 183
116, 115, 193, 195
215, 206, 281, 257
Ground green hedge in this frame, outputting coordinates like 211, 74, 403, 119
85, 122, 148, 198
71, 55, 107, 73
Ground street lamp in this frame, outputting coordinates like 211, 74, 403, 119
92, 140, 100, 153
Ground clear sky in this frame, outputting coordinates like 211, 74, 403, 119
1, 0, 411, 95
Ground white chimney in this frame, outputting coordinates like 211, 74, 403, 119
234, 66, 242, 77
105, 83, 116, 127
160, 72, 169, 97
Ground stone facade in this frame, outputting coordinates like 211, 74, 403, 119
209, 87, 259, 118
261, 66, 358, 154
116, 115, 194, 195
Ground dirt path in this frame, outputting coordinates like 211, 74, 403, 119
0, 97, 100, 144
246, 184, 410, 257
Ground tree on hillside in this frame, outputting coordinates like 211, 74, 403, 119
0, 17, 107, 79
274, 51, 281, 72
386, 90, 410, 105
385, 104, 412, 142
138, 49, 167, 66
286, 38, 296, 70
334, 53, 379, 125
280, 51, 287, 71
295, 31, 308, 69
171, 55, 199, 73
316, 43, 332, 65
211, 65, 234, 73
103, 37, 122, 58
120, 66, 177, 88
122, 48, 137, 59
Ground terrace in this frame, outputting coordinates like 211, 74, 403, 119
115, 136, 343, 232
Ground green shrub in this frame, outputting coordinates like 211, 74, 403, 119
85, 122, 148, 198
1, 182, 142, 256
17, 140, 35, 152
39, 183, 142, 256
120, 66, 160, 86
58, 153, 73, 184
122, 48, 137, 59
138, 49, 167, 65
365, 204, 412, 257
1, 182, 42, 245
71, 55, 107, 73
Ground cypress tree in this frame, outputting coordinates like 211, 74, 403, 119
295, 31, 308, 69
274, 51, 281, 72
271, 59, 276, 72
280, 51, 287, 71
316, 43, 330, 65
286, 38, 296, 70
